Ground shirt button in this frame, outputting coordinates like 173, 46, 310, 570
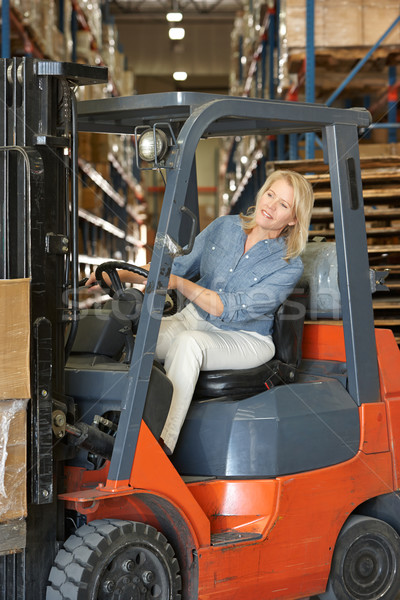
254, 277, 258, 281
219, 288, 222, 292
229, 268, 233, 272
264, 240, 268, 244
242, 304, 246, 308
245, 255, 249, 259
211, 246, 216, 250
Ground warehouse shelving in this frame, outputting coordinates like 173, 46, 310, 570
77, 152, 146, 274
1, 0, 145, 278
4, 5, 45, 58
226, 0, 400, 178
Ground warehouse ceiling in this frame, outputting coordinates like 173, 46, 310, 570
109, 0, 243, 94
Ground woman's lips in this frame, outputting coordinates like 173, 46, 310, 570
262, 209, 272, 219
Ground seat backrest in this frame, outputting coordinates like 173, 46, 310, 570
299, 241, 341, 320
272, 285, 309, 367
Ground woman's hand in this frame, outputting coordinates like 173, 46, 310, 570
85, 271, 109, 288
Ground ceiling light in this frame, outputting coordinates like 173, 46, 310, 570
169, 26, 185, 40
166, 11, 183, 21
173, 71, 187, 81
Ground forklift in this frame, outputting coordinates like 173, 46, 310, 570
1, 57, 400, 600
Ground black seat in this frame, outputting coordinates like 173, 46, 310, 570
193, 286, 309, 400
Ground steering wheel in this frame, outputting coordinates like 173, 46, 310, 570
95, 261, 149, 298
95, 261, 178, 315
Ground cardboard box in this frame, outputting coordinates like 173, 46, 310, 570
321, 0, 363, 47
285, 0, 399, 49
363, 0, 400, 46
0, 279, 30, 400
91, 134, 110, 164
359, 142, 400, 157
0, 279, 30, 539
79, 185, 104, 216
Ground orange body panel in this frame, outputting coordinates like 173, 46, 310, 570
188, 479, 280, 535
302, 322, 346, 362
194, 451, 394, 599
61, 324, 400, 600
62, 421, 210, 547
375, 328, 400, 487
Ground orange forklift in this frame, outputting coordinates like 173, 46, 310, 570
1, 58, 400, 600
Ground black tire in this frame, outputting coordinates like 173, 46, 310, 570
317, 515, 400, 600
46, 519, 182, 600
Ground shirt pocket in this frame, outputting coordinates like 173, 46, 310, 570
200, 238, 227, 273
248, 267, 267, 288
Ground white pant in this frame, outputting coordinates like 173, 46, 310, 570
155, 303, 275, 454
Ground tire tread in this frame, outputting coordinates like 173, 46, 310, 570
46, 519, 182, 600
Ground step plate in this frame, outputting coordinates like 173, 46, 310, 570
211, 531, 262, 546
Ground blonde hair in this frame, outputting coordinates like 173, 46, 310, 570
240, 169, 314, 260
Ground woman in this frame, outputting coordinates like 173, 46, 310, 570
156, 170, 313, 454
88, 170, 314, 454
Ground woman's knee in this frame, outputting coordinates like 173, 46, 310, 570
166, 330, 205, 364
155, 317, 186, 359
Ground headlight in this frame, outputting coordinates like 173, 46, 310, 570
138, 129, 169, 162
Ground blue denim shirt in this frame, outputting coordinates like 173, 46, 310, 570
171, 215, 303, 336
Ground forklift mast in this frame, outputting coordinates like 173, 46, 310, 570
0, 58, 107, 600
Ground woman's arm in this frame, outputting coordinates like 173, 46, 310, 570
168, 274, 223, 317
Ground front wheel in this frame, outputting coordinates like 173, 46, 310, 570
317, 515, 400, 600
46, 519, 182, 600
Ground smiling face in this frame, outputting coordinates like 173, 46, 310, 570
254, 178, 297, 238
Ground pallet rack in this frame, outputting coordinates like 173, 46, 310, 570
1, 0, 145, 277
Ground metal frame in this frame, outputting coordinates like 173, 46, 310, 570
78, 92, 379, 485
0, 57, 108, 600
305, 0, 315, 159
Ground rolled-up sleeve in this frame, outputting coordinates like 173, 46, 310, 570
219, 261, 303, 324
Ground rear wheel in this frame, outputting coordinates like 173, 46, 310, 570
46, 519, 181, 600
317, 515, 400, 600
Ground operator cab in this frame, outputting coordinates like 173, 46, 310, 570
65, 239, 360, 477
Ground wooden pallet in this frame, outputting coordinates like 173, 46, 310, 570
269, 155, 400, 346
288, 45, 400, 71
268, 157, 400, 175
309, 227, 400, 238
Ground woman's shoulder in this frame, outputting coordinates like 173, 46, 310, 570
205, 214, 242, 233
287, 253, 304, 273
270, 238, 303, 271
